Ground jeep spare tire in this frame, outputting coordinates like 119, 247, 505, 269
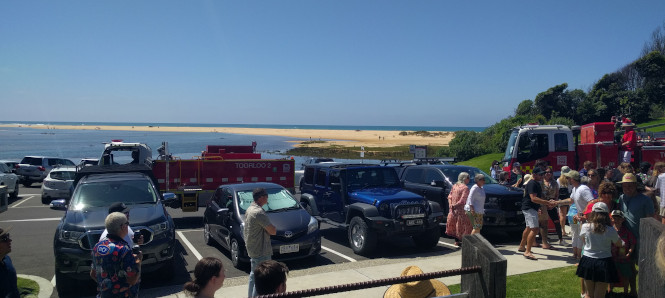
348, 216, 377, 255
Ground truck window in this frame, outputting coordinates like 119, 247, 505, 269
303, 167, 315, 185
329, 171, 340, 184
315, 169, 327, 186
404, 168, 425, 184
517, 133, 549, 162
425, 169, 444, 183
554, 133, 568, 152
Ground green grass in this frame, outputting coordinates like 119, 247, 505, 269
17, 277, 39, 297
454, 153, 504, 173
638, 117, 665, 132
446, 266, 631, 297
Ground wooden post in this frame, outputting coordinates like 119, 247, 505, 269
460, 234, 507, 298
638, 218, 665, 297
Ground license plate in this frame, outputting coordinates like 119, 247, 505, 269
279, 244, 299, 254
406, 219, 423, 226
517, 211, 523, 215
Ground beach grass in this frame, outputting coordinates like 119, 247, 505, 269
446, 265, 631, 297
454, 153, 504, 172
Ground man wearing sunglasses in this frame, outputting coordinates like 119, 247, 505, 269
99, 202, 144, 247
0, 226, 19, 298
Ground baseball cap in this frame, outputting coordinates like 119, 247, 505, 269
564, 170, 581, 181
513, 162, 520, 167
108, 202, 130, 214
561, 166, 571, 174
592, 202, 609, 213
610, 210, 624, 218
532, 168, 545, 175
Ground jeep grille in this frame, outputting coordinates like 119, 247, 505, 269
394, 205, 425, 219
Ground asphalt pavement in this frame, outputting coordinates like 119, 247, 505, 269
1, 185, 577, 298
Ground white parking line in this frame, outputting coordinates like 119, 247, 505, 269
321, 245, 357, 262
0, 218, 61, 223
177, 231, 203, 261
176, 228, 203, 233
10, 195, 34, 208
438, 241, 460, 249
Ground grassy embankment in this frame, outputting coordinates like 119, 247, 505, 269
640, 117, 665, 132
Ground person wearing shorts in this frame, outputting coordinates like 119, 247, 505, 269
464, 174, 487, 234
518, 168, 556, 260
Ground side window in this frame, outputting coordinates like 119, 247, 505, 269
303, 167, 315, 185
425, 169, 444, 183
517, 133, 549, 162
404, 168, 424, 184
221, 188, 232, 209
315, 169, 327, 186
212, 189, 224, 205
554, 133, 568, 152
48, 158, 59, 166
329, 170, 340, 184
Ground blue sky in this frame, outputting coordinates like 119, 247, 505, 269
2, 1, 664, 127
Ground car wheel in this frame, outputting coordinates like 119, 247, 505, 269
22, 181, 32, 187
41, 195, 51, 205
412, 227, 441, 249
348, 216, 377, 255
9, 182, 18, 199
204, 222, 214, 246
55, 271, 75, 296
230, 238, 244, 269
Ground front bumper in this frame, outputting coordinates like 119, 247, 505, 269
237, 230, 322, 263
41, 186, 70, 199
366, 212, 443, 237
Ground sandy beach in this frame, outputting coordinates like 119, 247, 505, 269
0, 124, 454, 148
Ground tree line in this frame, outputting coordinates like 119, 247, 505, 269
440, 22, 665, 162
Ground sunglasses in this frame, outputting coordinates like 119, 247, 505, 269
0, 234, 10, 242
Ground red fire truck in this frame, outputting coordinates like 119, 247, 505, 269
502, 122, 665, 175
100, 141, 295, 212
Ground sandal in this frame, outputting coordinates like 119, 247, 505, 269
542, 245, 558, 250
523, 254, 538, 260
517, 248, 526, 252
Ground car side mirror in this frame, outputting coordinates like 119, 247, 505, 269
162, 192, 178, 207
217, 208, 230, 223
49, 199, 68, 210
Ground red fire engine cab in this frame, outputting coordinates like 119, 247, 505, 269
502, 122, 665, 175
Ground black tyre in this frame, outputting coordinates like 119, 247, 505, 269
22, 181, 32, 187
412, 227, 441, 249
348, 216, 377, 255
55, 271, 75, 296
41, 196, 51, 205
9, 182, 18, 199
203, 222, 215, 246
230, 238, 246, 269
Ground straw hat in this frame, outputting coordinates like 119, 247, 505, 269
618, 173, 637, 184
621, 122, 635, 127
561, 166, 571, 175
384, 266, 451, 298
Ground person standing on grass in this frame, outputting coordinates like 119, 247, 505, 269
559, 170, 595, 260
0, 227, 19, 298
446, 172, 472, 246
540, 168, 563, 248
609, 210, 636, 296
183, 257, 225, 298
464, 173, 487, 235
518, 168, 556, 260
576, 202, 621, 298
244, 188, 277, 297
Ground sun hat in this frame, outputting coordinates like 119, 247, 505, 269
384, 266, 451, 298
618, 173, 637, 184
621, 122, 635, 127
592, 202, 609, 213
561, 166, 571, 174
108, 202, 130, 214
611, 210, 624, 218
564, 170, 581, 181
523, 174, 532, 184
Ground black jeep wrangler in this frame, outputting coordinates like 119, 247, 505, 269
53, 164, 177, 296
299, 163, 443, 255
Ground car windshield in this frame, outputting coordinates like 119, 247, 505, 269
49, 170, 76, 180
346, 167, 400, 190
70, 179, 159, 210
236, 188, 299, 214
440, 167, 498, 185
21, 157, 42, 165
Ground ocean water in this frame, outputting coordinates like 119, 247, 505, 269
0, 121, 486, 132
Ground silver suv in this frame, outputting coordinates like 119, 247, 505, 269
16, 156, 75, 187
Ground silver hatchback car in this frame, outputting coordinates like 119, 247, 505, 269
41, 166, 77, 204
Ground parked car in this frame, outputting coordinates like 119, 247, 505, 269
299, 163, 443, 255
398, 164, 525, 232
15, 156, 75, 187
77, 158, 99, 168
0, 162, 19, 199
41, 166, 77, 204
0, 160, 19, 173
53, 164, 177, 296
203, 182, 321, 268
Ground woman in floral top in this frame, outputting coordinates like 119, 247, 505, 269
446, 172, 472, 246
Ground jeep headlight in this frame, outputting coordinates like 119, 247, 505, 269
307, 216, 319, 234
149, 221, 169, 235
59, 229, 84, 244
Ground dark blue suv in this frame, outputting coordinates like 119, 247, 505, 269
299, 163, 443, 255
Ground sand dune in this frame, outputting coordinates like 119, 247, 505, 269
0, 124, 454, 148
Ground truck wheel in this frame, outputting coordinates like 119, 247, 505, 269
10, 182, 18, 199
412, 227, 441, 249
348, 217, 377, 255
204, 222, 214, 246
55, 271, 76, 296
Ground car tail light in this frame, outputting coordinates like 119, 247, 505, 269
38, 166, 46, 171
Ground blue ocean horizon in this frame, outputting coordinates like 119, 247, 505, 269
0, 121, 486, 133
